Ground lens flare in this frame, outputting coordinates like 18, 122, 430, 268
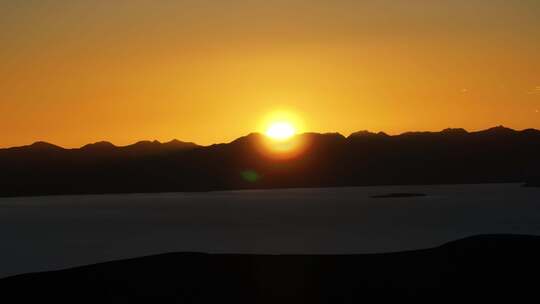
241, 170, 260, 182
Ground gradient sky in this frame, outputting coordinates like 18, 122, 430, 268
1, 0, 539, 147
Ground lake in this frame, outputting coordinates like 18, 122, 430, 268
1, 183, 539, 278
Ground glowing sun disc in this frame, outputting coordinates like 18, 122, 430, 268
265, 122, 296, 141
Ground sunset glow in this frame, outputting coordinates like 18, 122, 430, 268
257, 114, 306, 159
0, 1, 539, 148
265, 122, 296, 141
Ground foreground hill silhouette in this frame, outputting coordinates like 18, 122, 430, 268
1, 126, 540, 197
2, 234, 539, 302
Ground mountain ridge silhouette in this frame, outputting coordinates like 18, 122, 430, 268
2, 234, 540, 302
1, 126, 539, 197
4, 125, 538, 150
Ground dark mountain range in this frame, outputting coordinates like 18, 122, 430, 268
2, 234, 540, 302
3, 139, 198, 157
1, 126, 540, 197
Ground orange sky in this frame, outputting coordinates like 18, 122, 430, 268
1, 1, 539, 148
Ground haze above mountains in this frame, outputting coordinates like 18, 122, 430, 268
1, 126, 539, 197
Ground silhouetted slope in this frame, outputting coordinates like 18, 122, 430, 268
1, 127, 540, 197
2, 234, 539, 302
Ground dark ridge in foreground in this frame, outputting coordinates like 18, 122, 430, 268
1, 126, 540, 197
2, 234, 540, 302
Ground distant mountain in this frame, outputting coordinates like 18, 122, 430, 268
1, 127, 539, 197
6, 141, 64, 152
349, 130, 389, 138
77, 139, 199, 157
2, 234, 540, 302
0, 139, 198, 159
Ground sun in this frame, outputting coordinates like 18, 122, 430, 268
265, 121, 296, 141
258, 112, 306, 158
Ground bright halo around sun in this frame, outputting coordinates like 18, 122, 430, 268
265, 121, 296, 141
256, 110, 307, 159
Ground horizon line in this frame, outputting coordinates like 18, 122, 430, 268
1, 125, 539, 150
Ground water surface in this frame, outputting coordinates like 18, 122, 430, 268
1, 183, 539, 278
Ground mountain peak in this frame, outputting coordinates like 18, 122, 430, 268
230, 133, 265, 145
137, 140, 161, 144
301, 132, 345, 139
441, 128, 469, 135
120, 140, 198, 155
490, 125, 514, 131
521, 128, 540, 135
81, 141, 116, 150
28, 141, 63, 150
348, 130, 388, 138
128, 140, 161, 148
350, 130, 375, 136
475, 125, 517, 135
164, 139, 198, 147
